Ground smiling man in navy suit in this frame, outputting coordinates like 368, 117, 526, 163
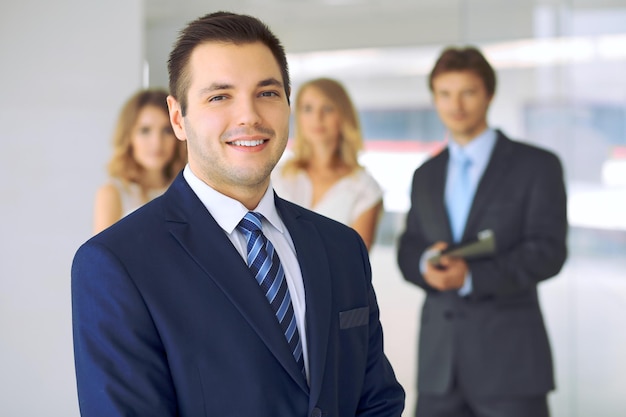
398, 47, 567, 417
72, 12, 404, 417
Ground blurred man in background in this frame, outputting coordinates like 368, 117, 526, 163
398, 46, 567, 417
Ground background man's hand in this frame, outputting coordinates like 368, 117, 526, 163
423, 241, 468, 291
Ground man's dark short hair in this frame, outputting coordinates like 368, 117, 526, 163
168, 11, 290, 116
428, 46, 496, 97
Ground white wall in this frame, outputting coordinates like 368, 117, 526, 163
146, 22, 179, 90
0, 1, 143, 415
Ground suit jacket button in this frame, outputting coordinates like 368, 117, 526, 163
311, 407, 322, 417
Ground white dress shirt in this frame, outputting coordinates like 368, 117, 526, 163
183, 165, 310, 380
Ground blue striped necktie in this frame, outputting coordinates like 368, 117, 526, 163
237, 212, 305, 375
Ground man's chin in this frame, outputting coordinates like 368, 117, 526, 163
231, 168, 275, 189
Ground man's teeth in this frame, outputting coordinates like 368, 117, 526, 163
230, 139, 265, 147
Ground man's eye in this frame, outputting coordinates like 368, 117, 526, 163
209, 95, 227, 102
260, 91, 278, 97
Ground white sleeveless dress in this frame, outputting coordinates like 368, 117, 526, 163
109, 179, 167, 217
271, 167, 383, 226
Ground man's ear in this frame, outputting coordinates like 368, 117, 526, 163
167, 95, 186, 141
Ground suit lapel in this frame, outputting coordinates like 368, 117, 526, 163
429, 150, 454, 241
276, 197, 332, 406
463, 131, 514, 240
162, 175, 309, 394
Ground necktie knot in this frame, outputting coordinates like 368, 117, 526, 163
455, 151, 472, 169
237, 212, 263, 235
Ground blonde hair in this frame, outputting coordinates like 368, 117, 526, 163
282, 78, 363, 176
107, 88, 187, 185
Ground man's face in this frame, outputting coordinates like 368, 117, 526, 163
168, 41, 290, 203
432, 70, 492, 145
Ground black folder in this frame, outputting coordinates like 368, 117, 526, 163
428, 229, 496, 265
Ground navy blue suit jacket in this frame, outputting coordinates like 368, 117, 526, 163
72, 173, 404, 417
398, 131, 567, 399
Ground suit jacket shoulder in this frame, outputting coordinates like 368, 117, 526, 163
493, 130, 563, 167
414, 147, 448, 177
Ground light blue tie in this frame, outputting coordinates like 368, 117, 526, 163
447, 151, 473, 243
237, 212, 305, 375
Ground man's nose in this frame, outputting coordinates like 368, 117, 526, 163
236, 98, 262, 126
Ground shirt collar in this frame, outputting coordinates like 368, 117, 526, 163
182, 165, 284, 235
448, 128, 497, 166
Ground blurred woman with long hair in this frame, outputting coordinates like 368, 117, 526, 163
272, 78, 383, 250
93, 89, 186, 234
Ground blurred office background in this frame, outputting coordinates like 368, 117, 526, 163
1, 0, 625, 415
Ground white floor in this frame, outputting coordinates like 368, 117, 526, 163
369, 244, 626, 417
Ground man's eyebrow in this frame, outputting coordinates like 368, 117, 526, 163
258, 78, 284, 89
198, 83, 233, 96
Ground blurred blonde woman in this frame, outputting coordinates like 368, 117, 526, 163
93, 89, 187, 234
272, 78, 383, 250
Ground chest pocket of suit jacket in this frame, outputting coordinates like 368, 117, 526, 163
483, 201, 524, 243
339, 307, 369, 329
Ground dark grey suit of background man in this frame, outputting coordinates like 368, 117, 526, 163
397, 46, 567, 417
